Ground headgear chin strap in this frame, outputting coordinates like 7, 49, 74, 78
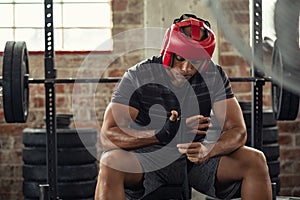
161, 17, 216, 72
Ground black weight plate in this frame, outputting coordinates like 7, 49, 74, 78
267, 160, 280, 178
238, 101, 252, 111
243, 110, 277, 128
23, 163, 98, 182
276, 87, 299, 120
271, 40, 299, 120
261, 126, 279, 144
2, 41, 15, 122
11, 41, 29, 122
262, 110, 278, 128
275, 0, 300, 68
246, 126, 279, 145
23, 180, 96, 198
262, 143, 280, 161
22, 146, 97, 165
23, 128, 97, 148
271, 177, 280, 195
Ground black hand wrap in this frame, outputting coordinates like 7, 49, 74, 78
155, 118, 180, 144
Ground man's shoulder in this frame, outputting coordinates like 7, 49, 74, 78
126, 56, 164, 79
129, 56, 162, 71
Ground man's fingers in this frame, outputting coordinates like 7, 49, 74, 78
169, 110, 179, 121
177, 142, 201, 154
177, 142, 201, 149
186, 115, 210, 123
185, 115, 211, 131
190, 129, 208, 135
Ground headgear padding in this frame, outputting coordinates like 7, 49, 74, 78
161, 16, 216, 72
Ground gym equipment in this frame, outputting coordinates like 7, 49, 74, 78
0, 41, 118, 123
22, 115, 98, 199
271, 40, 299, 120
1, 46, 299, 123
1, 0, 299, 199
2, 41, 29, 123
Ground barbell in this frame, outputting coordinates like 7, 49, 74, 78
0, 40, 299, 123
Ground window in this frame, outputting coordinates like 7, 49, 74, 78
0, 0, 112, 52
261, 0, 277, 41
250, 0, 277, 43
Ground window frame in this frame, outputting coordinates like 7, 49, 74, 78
0, 0, 112, 54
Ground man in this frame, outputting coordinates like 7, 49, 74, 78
95, 14, 272, 200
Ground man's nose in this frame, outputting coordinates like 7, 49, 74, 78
180, 61, 192, 72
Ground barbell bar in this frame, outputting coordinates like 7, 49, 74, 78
1, 41, 299, 123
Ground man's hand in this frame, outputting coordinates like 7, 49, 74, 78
155, 110, 180, 144
177, 142, 214, 163
185, 115, 211, 135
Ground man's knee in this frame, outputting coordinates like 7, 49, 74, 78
241, 147, 269, 175
100, 149, 143, 174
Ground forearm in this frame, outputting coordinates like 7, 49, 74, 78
208, 126, 247, 158
101, 126, 159, 150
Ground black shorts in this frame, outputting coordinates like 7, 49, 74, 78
124, 144, 241, 200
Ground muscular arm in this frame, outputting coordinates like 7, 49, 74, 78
209, 97, 247, 157
177, 97, 247, 162
100, 102, 159, 150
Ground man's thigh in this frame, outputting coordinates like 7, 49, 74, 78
100, 149, 144, 187
216, 146, 265, 183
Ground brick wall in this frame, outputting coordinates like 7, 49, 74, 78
0, 0, 300, 198
217, 0, 300, 197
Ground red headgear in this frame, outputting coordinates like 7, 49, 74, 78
161, 16, 216, 72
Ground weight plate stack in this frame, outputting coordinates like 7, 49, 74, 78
22, 115, 98, 199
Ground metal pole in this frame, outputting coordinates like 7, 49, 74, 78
251, 0, 264, 150
44, 0, 58, 199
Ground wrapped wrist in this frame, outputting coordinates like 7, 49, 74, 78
155, 119, 180, 143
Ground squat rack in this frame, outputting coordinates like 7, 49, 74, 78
41, 0, 265, 199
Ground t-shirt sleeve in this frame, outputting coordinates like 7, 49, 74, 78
111, 70, 141, 109
212, 66, 234, 103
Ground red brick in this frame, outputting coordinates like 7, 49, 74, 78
280, 174, 300, 187
221, 0, 249, 11
0, 150, 22, 165
32, 96, 45, 108
113, 13, 143, 25
280, 160, 295, 174
56, 96, 70, 107
55, 84, 65, 93
278, 121, 300, 133
128, 0, 143, 12
29, 84, 45, 96
294, 161, 300, 173
296, 135, 300, 146
280, 148, 300, 160
108, 68, 126, 77
219, 41, 234, 52
0, 178, 23, 193
231, 82, 252, 93
219, 55, 249, 67
279, 187, 293, 196
0, 165, 22, 178
112, 0, 128, 11
278, 134, 293, 145
0, 124, 27, 134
